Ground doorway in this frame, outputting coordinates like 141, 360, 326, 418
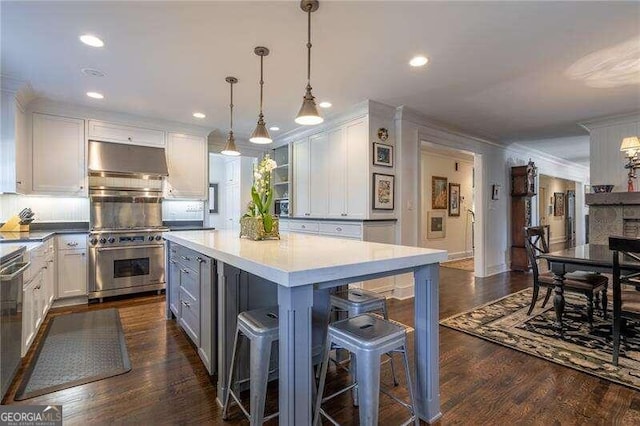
420, 142, 477, 274
537, 174, 578, 251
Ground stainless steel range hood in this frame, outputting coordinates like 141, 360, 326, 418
88, 140, 169, 178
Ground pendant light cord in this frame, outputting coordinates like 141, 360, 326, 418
229, 81, 234, 131
259, 54, 264, 116
306, 4, 312, 88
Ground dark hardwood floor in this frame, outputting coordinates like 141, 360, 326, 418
3, 268, 640, 425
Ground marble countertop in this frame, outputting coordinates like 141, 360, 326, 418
164, 229, 447, 287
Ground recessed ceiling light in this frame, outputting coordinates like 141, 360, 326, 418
81, 68, 106, 77
319, 101, 332, 108
86, 91, 104, 99
79, 34, 104, 48
193, 112, 206, 119
409, 55, 429, 67
269, 126, 280, 131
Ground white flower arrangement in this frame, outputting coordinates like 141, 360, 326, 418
244, 154, 278, 232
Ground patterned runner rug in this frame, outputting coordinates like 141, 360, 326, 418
440, 257, 474, 272
440, 288, 640, 390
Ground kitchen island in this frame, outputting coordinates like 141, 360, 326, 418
163, 229, 447, 425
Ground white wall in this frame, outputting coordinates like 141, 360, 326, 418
0, 194, 89, 222
420, 149, 474, 259
582, 113, 640, 190
394, 106, 590, 298
207, 154, 226, 229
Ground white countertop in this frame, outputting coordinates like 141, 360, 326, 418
164, 229, 447, 287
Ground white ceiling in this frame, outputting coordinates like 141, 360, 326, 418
2, 1, 639, 147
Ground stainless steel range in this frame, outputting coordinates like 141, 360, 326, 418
88, 228, 167, 299
87, 139, 170, 300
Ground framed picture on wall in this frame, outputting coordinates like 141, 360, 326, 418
372, 173, 395, 210
373, 143, 393, 167
208, 183, 219, 214
554, 192, 565, 216
432, 176, 448, 209
448, 183, 461, 216
427, 211, 446, 239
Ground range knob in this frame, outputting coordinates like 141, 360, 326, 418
99, 237, 107, 244
90, 238, 98, 245
148, 236, 154, 241
155, 235, 162, 241
107, 237, 116, 244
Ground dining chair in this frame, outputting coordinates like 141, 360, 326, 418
609, 236, 640, 366
524, 226, 608, 325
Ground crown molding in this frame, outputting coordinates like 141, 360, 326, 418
579, 111, 640, 131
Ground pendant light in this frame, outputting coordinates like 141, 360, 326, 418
221, 76, 241, 156
249, 46, 272, 144
295, 0, 323, 126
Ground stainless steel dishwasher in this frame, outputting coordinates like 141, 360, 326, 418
0, 246, 29, 401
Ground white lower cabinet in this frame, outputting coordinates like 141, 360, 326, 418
57, 245, 87, 298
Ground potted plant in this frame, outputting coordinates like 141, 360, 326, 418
239, 154, 280, 240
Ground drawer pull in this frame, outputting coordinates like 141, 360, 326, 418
181, 269, 189, 274
196, 257, 205, 263
66, 242, 78, 247
182, 300, 191, 308
336, 227, 342, 232
169, 259, 176, 264
301, 225, 306, 229
181, 256, 190, 261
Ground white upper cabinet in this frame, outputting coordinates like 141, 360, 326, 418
291, 117, 369, 219
32, 113, 86, 195
327, 127, 346, 217
293, 138, 311, 217
0, 90, 29, 193
165, 132, 207, 199
344, 118, 368, 218
88, 120, 165, 147
309, 132, 329, 216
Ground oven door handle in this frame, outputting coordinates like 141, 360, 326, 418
95, 245, 163, 252
0, 261, 31, 281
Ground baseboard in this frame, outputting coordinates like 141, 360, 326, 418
447, 251, 473, 260
486, 263, 509, 276
51, 296, 88, 308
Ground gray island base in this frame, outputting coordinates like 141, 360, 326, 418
164, 229, 446, 425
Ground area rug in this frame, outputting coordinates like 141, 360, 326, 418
440, 257, 474, 272
440, 289, 640, 391
15, 309, 131, 400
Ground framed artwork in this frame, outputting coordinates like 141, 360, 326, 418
427, 211, 446, 239
448, 183, 461, 217
554, 192, 565, 216
373, 173, 395, 210
432, 176, 448, 209
373, 142, 393, 167
208, 183, 219, 214
491, 184, 501, 200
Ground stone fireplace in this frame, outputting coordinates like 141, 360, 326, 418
586, 192, 640, 244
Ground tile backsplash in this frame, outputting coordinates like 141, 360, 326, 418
0, 194, 204, 223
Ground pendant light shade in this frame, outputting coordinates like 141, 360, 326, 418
221, 76, 241, 156
250, 47, 273, 144
295, 0, 323, 126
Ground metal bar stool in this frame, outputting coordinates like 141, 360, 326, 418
222, 306, 280, 425
330, 289, 399, 390
314, 313, 418, 426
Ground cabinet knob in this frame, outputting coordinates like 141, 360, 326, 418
301, 225, 306, 229
128, 137, 132, 141
196, 257, 205, 263
81, 252, 86, 256
336, 227, 342, 232
16, 181, 22, 185
80, 185, 84, 190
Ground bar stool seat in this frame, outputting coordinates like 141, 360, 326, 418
314, 314, 418, 426
223, 306, 280, 425
330, 289, 399, 389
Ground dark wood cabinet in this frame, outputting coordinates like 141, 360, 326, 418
511, 162, 536, 271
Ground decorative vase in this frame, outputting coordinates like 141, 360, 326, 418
239, 216, 280, 241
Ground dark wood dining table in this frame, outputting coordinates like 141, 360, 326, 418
540, 243, 640, 329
